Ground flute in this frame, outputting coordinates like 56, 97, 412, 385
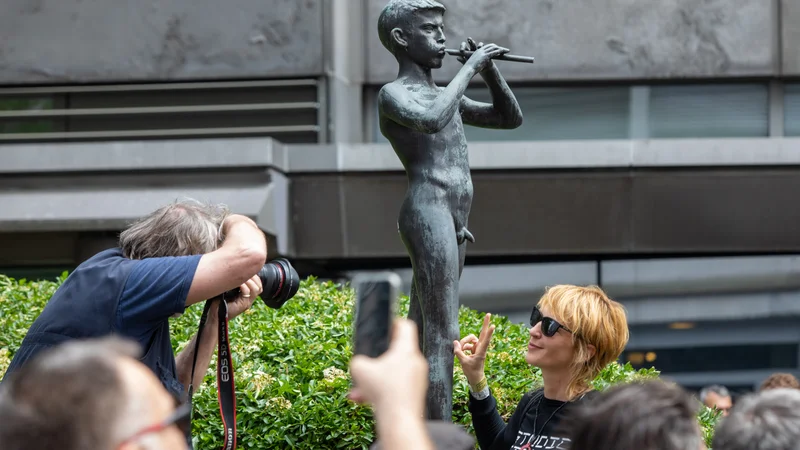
445, 49, 535, 64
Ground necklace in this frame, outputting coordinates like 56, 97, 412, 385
532, 395, 569, 439
520, 390, 588, 450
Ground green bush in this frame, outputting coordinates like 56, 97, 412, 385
0, 274, 720, 449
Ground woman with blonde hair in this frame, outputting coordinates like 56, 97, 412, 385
454, 284, 629, 450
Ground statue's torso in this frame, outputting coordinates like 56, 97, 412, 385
380, 84, 474, 223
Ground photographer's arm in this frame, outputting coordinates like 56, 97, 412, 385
175, 302, 220, 393
177, 214, 265, 392
185, 214, 267, 307
176, 274, 261, 393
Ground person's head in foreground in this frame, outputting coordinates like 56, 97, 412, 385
712, 388, 800, 450
528, 284, 630, 399
699, 384, 733, 417
0, 337, 189, 450
760, 372, 800, 392
566, 380, 706, 450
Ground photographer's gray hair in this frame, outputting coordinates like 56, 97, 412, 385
120, 198, 231, 259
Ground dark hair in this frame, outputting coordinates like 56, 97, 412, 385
566, 380, 702, 450
377, 0, 446, 57
760, 372, 800, 391
713, 388, 800, 450
0, 338, 141, 450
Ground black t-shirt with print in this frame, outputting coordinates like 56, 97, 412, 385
468, 387, 596, 450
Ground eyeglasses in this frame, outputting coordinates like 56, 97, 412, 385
117, 395, 192, 447
530, 306, 573, 337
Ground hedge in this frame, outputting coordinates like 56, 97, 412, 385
0, 274, 721, 449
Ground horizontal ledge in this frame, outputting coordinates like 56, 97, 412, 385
0, 125, 319, 141
288, 138, 800, 172
0, 102, 320, 118
3, 137, 800, 174
0, 185, 275, 232
0, 79, 319, 95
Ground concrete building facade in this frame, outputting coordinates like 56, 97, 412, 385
2, 0, 800, 391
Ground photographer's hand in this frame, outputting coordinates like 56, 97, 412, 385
225, 274, 262, 319
176, 274, 262, 392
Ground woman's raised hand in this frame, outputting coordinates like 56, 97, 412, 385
453, 313, 496, 387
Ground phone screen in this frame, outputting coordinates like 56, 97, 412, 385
353, 274, 399, 358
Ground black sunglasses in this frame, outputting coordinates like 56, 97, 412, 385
530, 306, 573, 337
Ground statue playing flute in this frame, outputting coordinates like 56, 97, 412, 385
376, 0, 525, 422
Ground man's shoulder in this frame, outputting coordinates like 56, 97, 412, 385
71, 247, 135, 275
82, 247, 124, 262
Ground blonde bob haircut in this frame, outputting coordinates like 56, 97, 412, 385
537, 284, 629, 399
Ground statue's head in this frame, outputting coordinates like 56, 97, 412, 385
377, 0, 447, 68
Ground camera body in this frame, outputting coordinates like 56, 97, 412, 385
222, 258, 300, 308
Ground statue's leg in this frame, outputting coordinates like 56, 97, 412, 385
401, 220, 425, 352
407, 278, 424, 352
399, 209, 459, 422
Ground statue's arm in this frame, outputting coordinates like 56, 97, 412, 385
460, 64, 523, 130
378, 68, 477, 134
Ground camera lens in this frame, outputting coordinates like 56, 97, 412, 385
220, 258, 300, 308
258, 258, 300, 309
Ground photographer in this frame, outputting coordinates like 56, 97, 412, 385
2, 199, 266, 401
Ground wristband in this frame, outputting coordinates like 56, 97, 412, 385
470, 376, 488, 393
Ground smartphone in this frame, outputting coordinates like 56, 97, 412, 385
352, 272, 401, 358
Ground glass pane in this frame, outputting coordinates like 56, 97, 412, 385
0, 96, 58, 134
785, 83, 800, 136
625, 343, 798, 373
373, 86, 631, 142
648, 84, 769, 138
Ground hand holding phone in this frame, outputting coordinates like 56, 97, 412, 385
352, 272, 401, 358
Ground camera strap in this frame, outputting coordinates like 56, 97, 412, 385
188, 297, 238, 450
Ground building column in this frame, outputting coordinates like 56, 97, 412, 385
323, 0, 366, 144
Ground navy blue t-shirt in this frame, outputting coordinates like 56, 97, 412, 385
116, 255, 200, 345
3, 249, 201, 399
115, 255, 202, 396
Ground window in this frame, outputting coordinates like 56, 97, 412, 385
0, 80, 322, 143
786, 83, 800, 136
0, 96, 65, 134
624, 343, 798, 374
647, 84, 770, 138
371, 86, 631, 142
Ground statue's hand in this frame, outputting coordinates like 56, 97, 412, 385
454, 313, 496, 387
459, 37, 508, 73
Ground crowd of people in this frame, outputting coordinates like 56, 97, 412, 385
1, 199, 800, 450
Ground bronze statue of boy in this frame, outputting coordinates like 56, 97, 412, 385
377, 0, 523, 421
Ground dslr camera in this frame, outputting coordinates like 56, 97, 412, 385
222, 258, 300, 308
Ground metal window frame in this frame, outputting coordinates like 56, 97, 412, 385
0, 79, 322, 142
